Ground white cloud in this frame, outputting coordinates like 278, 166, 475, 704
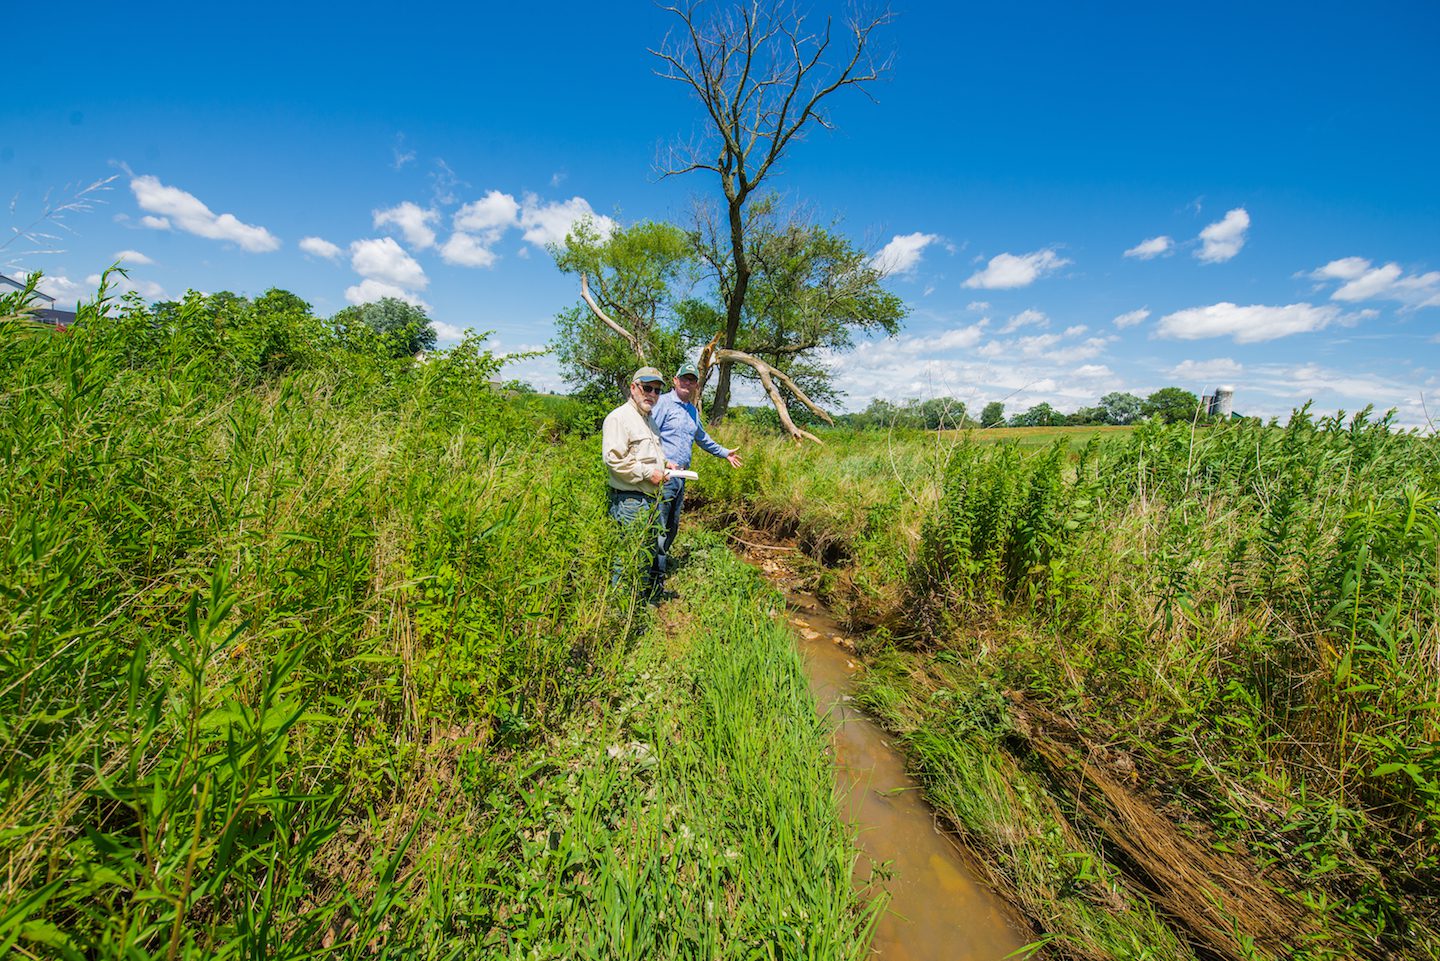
871, 232, 941, 276
1311, 256, 1370, 281
999, 308, 1048, 333
15, 270, 87, 307
86, 271, 164, 300
349, 237, 428, 290
455, 190, 520, 235
1113, 308, 1150, 329
1063, 324, 1089, 337
518, 194, 615, 248
1169, 357, 1244, 381
130, 174, 280, 252
113, 249, 154, 265
1195, 208, 1249, 263
374, 201, 439, 250
963, 248, 1070, 289
1309, 257, 1440, 309
344, 278, 431, 310
1156, 301, 1352, 343
966, 301, 990, 311
299, 236, 342, 261
430, 320, 471, 342
1124, 236, 1173, 260
439, 232, 499, 269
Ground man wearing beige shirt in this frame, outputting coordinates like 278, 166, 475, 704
602, 366, 671, 599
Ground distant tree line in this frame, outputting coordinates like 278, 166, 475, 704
830, 387, 1230, 431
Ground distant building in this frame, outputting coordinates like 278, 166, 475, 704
0, 273, 78, 327
1205, 386, 1235, 418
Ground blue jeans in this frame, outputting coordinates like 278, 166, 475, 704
656, 477, 686, 579
608, 487, 662, 594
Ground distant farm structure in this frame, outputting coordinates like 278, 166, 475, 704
0, 273, 77, 327
1202, 385, 1236, 419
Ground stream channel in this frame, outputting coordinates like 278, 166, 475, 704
753, 552, 1029, 960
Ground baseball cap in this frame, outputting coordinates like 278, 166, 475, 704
632, 366, 665, 383
675, 362, 699, 379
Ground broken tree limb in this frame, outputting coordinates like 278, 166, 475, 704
705, 344, 833, 444
580, 273, 645, 362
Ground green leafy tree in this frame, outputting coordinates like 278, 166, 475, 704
550, 219, 694, 398
331, 297, 437, 358
695, 202, 905, 410
1143, 386, 1202, 424
1010, 402, 1060, 427
1099, 391, 1143, 425
980, 401, 1006, 427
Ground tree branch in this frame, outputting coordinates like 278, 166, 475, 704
580, 274, 645, 362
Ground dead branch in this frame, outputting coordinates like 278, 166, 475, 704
710, 344, 832, 444
580, 273, 645, 363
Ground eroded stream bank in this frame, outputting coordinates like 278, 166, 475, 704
746, 548, 1029, 961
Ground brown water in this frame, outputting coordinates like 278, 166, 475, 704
783, 589, 1028, 961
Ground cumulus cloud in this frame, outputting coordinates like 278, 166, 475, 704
1156, 301, 1354, 343
350, 237, 428, 290
1124, 236, 1173, 260
1309, 257, 1440, 309
344, 278, 431, 310
113, 249, 154, 265
300, 236, 342, 261
518, 194, 614, 248
14, 271, 87, 306
999, 308, 1048, 333
1113, 308, 1150, 329
1195, 208, 1249, 263
373, 201, 439, 250
130, 175, 280, 252
439, 232, 499, 269
430, 320, 472, 342
455, 190, 520, 235
963, 248, 1070, 289
871, 232, 941, 276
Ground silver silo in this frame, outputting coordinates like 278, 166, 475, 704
1212, 386, 1234, 419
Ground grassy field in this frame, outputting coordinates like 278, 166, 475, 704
0, 285, 874, 959
689, 417, 1440, 961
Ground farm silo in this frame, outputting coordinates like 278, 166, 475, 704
1212, 386, 1234, 418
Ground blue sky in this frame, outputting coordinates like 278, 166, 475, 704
9, 0, 1439, 425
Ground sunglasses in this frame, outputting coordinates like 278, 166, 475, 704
637, 383, 662, 394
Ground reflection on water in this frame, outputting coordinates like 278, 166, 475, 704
786, 592, 1028, 961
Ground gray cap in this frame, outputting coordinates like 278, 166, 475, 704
632, 366, 665, 383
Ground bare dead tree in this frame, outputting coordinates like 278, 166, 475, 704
651, 0, 894, 424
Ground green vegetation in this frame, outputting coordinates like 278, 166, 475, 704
690, 414, 1440, 960
0, 280, 872, 958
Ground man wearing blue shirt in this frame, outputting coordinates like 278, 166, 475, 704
650, 362, 743, 592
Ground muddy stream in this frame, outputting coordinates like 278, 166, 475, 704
756, 555, 1029, 960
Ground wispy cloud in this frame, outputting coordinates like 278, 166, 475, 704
1195, 207, 1249, 263
999, 308, 1048, 334
113, 249, 153, 265
1156, 301, 1368, 343
130, 175, 279, 252
1113, 308, 1150, 329
1309, 257, 1440, 310
1123, 236, 1172, 260
963, 248, 1070, 290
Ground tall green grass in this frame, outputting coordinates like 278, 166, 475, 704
691, 413, 1440, 959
